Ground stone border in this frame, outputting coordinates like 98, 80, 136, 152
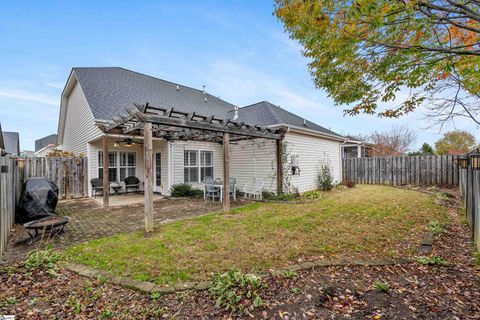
65, 257, 411, 295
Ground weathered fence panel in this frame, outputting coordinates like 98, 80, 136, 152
23, 157, 88, 199
0, 154, 21, 258
343, 155, 458, 186
459, 163, 480, 250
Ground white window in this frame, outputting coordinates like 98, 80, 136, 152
184, 150, 199, 183
98, 151, 118, 182
200, 151, 213, 181
98, 151, 137, 183
119, 152, 136, 181
183, 150, 214, 183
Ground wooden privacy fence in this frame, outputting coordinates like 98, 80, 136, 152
343, 155, 459, 186
0, 154, 22, 258
459, 154, 480, 250
22, 156, 89, 199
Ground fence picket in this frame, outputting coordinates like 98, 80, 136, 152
343, 155, 457, 187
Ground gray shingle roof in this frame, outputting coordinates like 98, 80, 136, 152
3, 132, 20, 155
73, 67, 236, 120
35, 134, 57, 152
71, 67, 343, 139
233, 101, 344, 138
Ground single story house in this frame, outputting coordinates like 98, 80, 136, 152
341, 136, 374, 158
19, 150, 35, 158
57, 67, 347, 197
34, 134, 58, 157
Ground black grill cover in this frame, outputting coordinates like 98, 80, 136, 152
16, 178, 59, 223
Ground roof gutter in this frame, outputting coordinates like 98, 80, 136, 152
268, 124, 346, 142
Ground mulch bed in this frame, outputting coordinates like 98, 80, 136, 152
1, 190, 480, 319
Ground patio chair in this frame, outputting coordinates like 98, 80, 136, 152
204, 177, 221, 202
243, 178, 264, 200
203, 176, 214, 200
90, 178, 103, 198
229, 177, 237, 201
124, 176, 140, 195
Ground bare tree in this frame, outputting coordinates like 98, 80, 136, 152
368, 125, 418, 156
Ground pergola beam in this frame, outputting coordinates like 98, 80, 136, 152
134, 112, 282, 140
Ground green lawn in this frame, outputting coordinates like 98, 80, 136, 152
64, 185, 447, 284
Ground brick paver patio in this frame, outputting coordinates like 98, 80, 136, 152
3, 196, 248, 263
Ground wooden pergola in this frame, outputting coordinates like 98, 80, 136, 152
97, 103, 285, 232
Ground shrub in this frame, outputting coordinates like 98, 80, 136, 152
25, 244, 61, 270
283, 270, 297, 279
210, 268, 263, 315
416, 255, 447, 265
317, 164, 334, 191
262, 191, 298, 201
170, 183, 203, 198
373, 280, 390, 292
302, 190, 321, 200
345, 180, 356, 188
262, 190, 276, 200
427, 220, 447, 236
302, 191, 319, 200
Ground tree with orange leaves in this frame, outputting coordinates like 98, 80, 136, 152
275, 0, 480, 126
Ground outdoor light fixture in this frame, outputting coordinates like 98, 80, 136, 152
470, 149, 480, 170
113, 142, 120, 148
124, 138, 134, 147
458, 155, 469, 169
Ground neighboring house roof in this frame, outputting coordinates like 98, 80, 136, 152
343, 135, 374, 147
3, 132, 20, 155
35, 144, 56, 156
20, 150, 35, 158
234, 101, 344, 139
35, 134, 57, 152
72, 67, 236, 120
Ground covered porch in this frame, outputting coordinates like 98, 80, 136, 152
97, 103, 286, 232
92, 193, 165, 207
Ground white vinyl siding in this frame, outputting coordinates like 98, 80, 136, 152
230, 139, 277, 193
284, 131, 342, 193
61, 80, 102, 155
229, 133, 342, 194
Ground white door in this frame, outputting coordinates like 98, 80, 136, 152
154, 152, 162, 193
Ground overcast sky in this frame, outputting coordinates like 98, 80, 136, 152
0, 1, 477, 151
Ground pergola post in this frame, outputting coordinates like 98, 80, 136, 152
276, 139, 283, 195
144, 121, 154, 232
102, 135, 109, 207
223, 132, 230, 212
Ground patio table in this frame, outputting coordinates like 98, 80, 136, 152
110, 182, 122, 195
202, 181, 223, 202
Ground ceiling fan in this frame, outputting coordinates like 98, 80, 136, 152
113, 137, 143, 148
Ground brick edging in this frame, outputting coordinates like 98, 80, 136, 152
65, 257, 412, 295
